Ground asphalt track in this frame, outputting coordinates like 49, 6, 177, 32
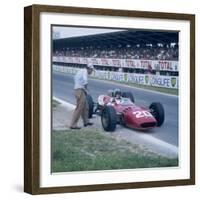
52, 71, 178, 147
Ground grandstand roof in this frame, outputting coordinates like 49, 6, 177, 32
53, 29, 178, 50
53, 26, 122, 39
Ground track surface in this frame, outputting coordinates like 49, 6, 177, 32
52, 71, 178, 146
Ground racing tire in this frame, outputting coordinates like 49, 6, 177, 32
149, 102, 165, 127
101, 106, 117, 131
86, 94, 94, 119
122, 91, 135, 103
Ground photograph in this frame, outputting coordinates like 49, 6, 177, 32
24, 5, 195, 194
51, 25, 179, 173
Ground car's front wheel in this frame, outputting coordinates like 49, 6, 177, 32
101, 106, 117, 131
86, 94, 94, 119
149, 102, 165, 127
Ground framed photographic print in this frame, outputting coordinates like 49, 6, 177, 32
24, 4, 195, 194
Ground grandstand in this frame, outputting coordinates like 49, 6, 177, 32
52, 29, 179, 76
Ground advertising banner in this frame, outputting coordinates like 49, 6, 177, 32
53, 65, 178, 89
53, 56, 179, 71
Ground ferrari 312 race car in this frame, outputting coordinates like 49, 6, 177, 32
87, 89, 165, 132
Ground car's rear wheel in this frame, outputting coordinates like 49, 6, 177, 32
101, 106, 117, 131
149, 102, 165, 127
122, 91, 135, 103
86, 94, 94, 119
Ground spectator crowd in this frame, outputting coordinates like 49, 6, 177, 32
53, 44, 178, 61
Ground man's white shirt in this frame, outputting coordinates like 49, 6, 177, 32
74, 68, 88, 89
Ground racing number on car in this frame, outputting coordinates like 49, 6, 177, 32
133, 111, 152, 118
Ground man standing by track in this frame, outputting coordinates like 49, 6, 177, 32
70, 63, 94, 129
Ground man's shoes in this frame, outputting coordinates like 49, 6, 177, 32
70, 126, 81, 129
84, 122, 93, 127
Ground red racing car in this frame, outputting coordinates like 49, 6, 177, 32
88, 89, 165, 132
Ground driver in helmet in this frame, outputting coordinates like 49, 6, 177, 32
111, 89, 122, 104
114, 89, 122, 99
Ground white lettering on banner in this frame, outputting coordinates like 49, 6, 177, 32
149, 76, 171, 88
82, 58, 88, 64
74, 57, 80, 63
91, 58, 99, 65
156, 61, 173, 71
125, 59, 136, 68
140, 60, 152, 68
128, 74, 145, 85
112, 59, 122, 67
101, 59, 109, 66
53, 56, 179, 72
94, 71, 110, 80
110, 72, 124, 82
52, 65, 178, 89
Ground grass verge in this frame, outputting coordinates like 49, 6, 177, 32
52, 129, 178, 172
